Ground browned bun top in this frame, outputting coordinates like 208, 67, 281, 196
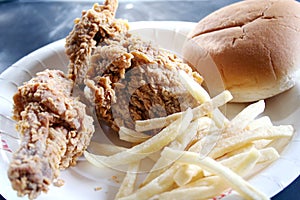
183, 0, 300, 102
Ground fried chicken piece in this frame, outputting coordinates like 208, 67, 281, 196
65, 0, 128, 84
8, 70, 94, 199
65, 0, 203, 131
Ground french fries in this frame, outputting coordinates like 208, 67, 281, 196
84, 70, 294, 200
208, 125, 293, 159
173, 164, 203, 187
84, 108, 193, 169
227, 100, 265, 133
140, 119, 202, 186
178, 70, 229, 128
118, 165, 181, 200
178, 70, 210, 103
140, 117, 214, 186
115, 161, 140, 199
149, 176, 227, 200
161, 147, 269, 200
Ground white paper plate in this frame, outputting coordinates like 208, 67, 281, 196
1, 21, 300, 200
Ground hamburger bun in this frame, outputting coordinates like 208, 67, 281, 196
183, 0, 300, 102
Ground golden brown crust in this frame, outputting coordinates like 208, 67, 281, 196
84, 32, 202, 131
184, 0, 300, 102
66, 0, 203, 131
8, 70, 94, 199
65, 0, 129, 84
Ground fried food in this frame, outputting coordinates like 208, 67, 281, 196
65, 0, 203, 131
7, 0, 296, 199
8, 70, 94, 199
85, 70, 294, 200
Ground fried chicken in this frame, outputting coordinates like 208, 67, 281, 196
8, 0, 203, 198
65, 0, 203, 131
8, 70, 94, 199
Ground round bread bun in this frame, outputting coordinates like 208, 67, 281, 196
183, 0, 300, 102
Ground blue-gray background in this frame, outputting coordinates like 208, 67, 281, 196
0, 1, 299, 200
0, 0, 243, 73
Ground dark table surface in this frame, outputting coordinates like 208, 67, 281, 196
1, 0, 300, 199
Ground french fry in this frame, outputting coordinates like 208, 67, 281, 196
218, 143, 255, 159
135, 113, 179, 132
119, 126, 151, 143
87, 142, 160, 162
257, 147, 279, 164
219, 147, 260, 176
178, 70, 211, 103
140, 118, 203, 186
169, 117, 213, 150
178, 70, 229, 128
150, 176, 228, 200
118, 165, 180, 200
161, 147, 269, 200
247, 116, 273, 130
209, 125, 294, 158
194, 90, 232, 120
84, 108, 193, 168
135, 90, 232, 132
141, 117, 213, 186
253, 139, 272, 149
224, 100, 265, 137
244, 147, 280, 178
151, 147, 269, 199
190, 143, 260, 177
151, 180, 226, 200
211, 109, 229, 128
189, 129, 220, 157
222, 147, 279, 179
173, 164, 203, 187
266, 137, 292, 153
115, 161, 140, 199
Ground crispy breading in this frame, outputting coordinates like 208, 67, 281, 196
8, 70, 94, 199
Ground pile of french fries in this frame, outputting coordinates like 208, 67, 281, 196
84, 70, 294, 200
